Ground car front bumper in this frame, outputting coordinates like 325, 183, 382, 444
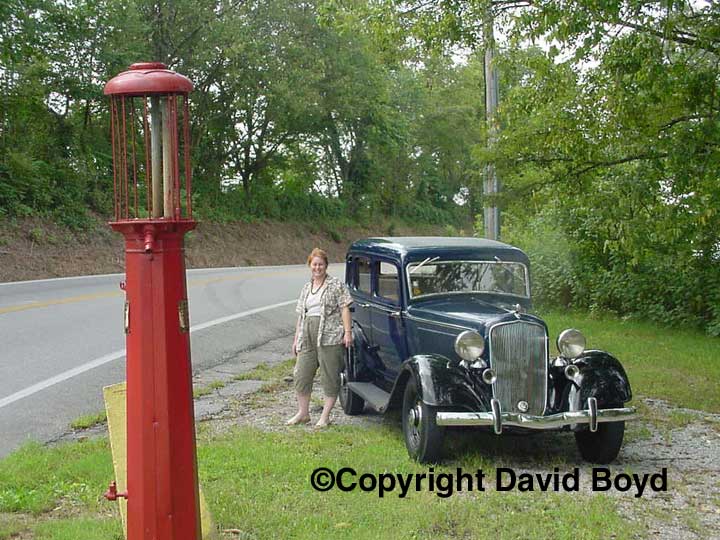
435, 397, 638, 435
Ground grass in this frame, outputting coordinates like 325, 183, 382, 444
234, 359, 296, 393
198, 426, 635, 540
540, 309, 720, 412
194, 380, 227, 398
0, 439, 113, 516
194, 360, 297, 399
234, 359, 295, 382
0, 514, 26, 539
0, 425, 636, 540
30, 518, 122, 540
70, 411, 107, 430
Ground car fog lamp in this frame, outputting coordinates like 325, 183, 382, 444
557, 328, 586, 359
454, 330, 485, 361
564, 364, 580, 381
481, 368, 497, 385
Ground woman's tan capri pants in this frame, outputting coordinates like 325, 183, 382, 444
294, 316, 344, 397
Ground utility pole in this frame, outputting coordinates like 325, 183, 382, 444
483, 4, 501, 241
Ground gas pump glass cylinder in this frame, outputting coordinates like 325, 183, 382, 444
104, 62, 194, 222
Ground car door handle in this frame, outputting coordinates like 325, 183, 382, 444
389, 311, 401, 319
357, 302, 370, 308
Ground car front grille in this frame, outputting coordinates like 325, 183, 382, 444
489, 321, 548, 416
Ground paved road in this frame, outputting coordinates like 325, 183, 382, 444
0, 263, 344, 458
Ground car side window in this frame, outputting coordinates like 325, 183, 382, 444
378, 261, 400, 304
357, 257, 372, 295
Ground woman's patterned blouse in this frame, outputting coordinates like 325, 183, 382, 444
295, 275, 353, 350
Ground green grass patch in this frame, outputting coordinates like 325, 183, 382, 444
0, 439, 113, 515
234, 359, 295, 382
234, 359, 295, 393
70, 411, 107, 430
31, 517, 122, 540
540, 309, 720, 412
193, 380, 226, 398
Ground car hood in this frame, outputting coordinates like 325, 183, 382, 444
406, 295, 543, 334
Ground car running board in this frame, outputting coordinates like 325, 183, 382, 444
347, 382, 391, 413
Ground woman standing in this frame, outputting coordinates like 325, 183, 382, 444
287, 248, 353, 427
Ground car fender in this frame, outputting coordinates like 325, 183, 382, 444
566, 350, 633, 411
390, 354, 492, 411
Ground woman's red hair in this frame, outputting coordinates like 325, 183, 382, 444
307, 247, 329, 266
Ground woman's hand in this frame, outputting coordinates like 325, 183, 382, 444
293, 315, 301, 357
341, 305, 352, 348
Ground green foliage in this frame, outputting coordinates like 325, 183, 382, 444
501, 209, 578, 308
470, 3, 720, 335
0, 0, 477, 228
2, 0, 719, 336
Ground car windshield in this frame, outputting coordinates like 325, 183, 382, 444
406, 260, 529, 299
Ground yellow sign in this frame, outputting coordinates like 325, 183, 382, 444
103, 382, 217, 539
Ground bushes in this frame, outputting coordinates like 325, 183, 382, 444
499, 210, 579, 309
495, 208, 720, 336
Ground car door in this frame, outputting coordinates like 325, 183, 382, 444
369, 259, 407, 389
346, 254, 381, 376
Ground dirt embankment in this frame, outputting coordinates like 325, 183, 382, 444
0, 217, 460, 282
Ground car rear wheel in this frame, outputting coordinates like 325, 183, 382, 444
574, 418, 625, 464
402, 378, 444, 463
339, 346, 365, 415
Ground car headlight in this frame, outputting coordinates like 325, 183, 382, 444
454, 330, 485, 361
557, 328, 586, 359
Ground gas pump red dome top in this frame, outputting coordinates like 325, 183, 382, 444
104, 62, 193, 96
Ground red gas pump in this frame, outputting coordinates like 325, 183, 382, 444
103, 62, 201, 540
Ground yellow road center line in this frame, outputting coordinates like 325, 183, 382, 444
0, 291, 123, 315
0, 268, 306, 316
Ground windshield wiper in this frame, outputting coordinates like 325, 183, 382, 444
468, 293, 521, 316
409, 256, 439, 274
494, 255, 525, 285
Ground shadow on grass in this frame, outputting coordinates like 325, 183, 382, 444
365, 404, 581, 467
445, 427, 580, 466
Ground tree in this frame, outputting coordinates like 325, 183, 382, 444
203, 0, 325, 198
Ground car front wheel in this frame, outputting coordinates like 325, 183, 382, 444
339, 346, 365, 415
402, 378, 445, 463
574, 419, 625, 464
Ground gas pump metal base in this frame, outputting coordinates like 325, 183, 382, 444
111, 219, 201, 540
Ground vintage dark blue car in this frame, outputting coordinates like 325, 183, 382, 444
340, 237, 637, 463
